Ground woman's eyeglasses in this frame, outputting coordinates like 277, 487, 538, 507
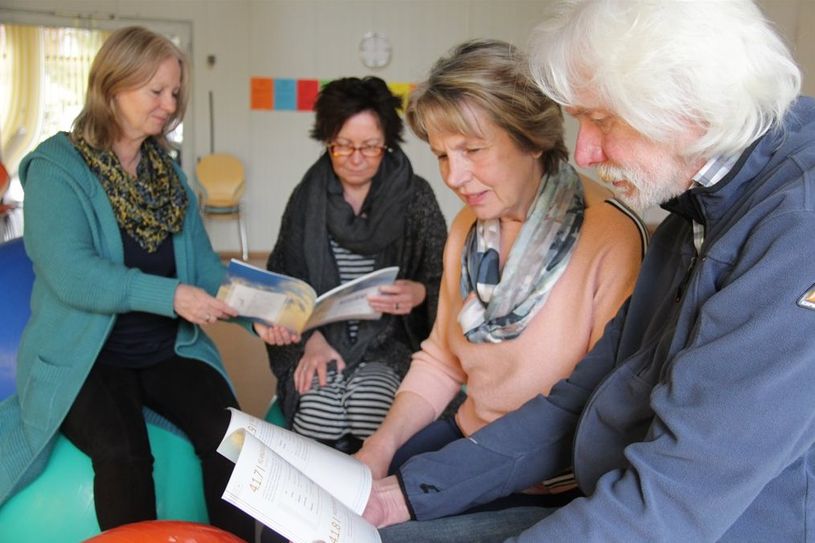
327, 143, 389, 158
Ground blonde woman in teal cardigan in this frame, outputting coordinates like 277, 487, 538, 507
0, 27, 257, 540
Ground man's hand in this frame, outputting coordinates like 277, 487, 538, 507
362, 476, 411, 528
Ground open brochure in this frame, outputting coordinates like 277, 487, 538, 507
216, 259, 399, 333
217, 408, 380, 543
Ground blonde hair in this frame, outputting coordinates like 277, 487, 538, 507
72, 26, 189, 149
407, 39, 567, 174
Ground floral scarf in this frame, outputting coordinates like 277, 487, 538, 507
458, 162, 584, 343
72, 135, 188, 252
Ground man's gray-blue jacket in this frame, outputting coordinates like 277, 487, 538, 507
397, 96, 815, 542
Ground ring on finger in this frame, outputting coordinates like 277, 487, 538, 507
395, 302, 400, 310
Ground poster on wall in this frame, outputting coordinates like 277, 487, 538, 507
250, 77, 414, 112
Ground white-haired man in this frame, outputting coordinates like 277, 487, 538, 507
364, 1, 815, 541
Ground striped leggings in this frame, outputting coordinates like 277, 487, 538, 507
292, 361, 401, 441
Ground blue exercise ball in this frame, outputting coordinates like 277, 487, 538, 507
0, 237, 31, 402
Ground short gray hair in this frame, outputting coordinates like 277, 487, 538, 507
407, 39, 568, 174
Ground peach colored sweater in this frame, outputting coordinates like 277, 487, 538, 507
398, 178, 644, 436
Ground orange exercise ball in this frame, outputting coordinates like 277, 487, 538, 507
83, 520, 248, 543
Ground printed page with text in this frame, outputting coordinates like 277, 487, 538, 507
217, 408, 380, 543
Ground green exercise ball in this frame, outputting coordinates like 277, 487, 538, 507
0, 423, 208, 543
264, 397, 286, 427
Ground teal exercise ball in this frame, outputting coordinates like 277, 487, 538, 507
0, 238, 209, 542
264, 397, 287, 427
0, 423, 208, 543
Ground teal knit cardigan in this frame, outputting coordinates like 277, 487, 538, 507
0, 133, 234, 504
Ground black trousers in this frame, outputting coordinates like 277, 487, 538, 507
61, 355, 255, 541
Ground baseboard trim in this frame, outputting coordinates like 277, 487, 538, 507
218, 251, 268, 262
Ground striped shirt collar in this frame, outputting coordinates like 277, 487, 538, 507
692, 154, 739, 188
689, 154, 739, 254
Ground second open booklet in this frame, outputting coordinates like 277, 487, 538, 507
216, 259, 399, 333
217, 408, 380, 543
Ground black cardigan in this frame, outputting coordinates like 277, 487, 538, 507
266, 171, 447, 425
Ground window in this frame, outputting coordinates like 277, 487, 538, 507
0, 24, 107, 176
0, 22, 187, 177
40, 26, 110, 145
0, 20, 188, 241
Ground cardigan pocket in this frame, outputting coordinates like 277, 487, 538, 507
20, 355, 72, 434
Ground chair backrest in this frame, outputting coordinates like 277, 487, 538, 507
195, 153, 246, 207
0, 237, 34, 401
0, 161, 9, 200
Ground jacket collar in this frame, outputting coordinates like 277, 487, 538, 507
660, 139, 759, 226
661, 97, 815, 231
660, 104, 800, 228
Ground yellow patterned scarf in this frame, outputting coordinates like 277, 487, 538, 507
72, 135, 188, 252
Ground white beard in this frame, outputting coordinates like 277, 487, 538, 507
596, 161, 691, 213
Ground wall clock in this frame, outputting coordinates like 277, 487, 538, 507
359, 32, 392, 69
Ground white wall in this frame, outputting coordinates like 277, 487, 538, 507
1, 0, 811, 251
242, 0, 565, 254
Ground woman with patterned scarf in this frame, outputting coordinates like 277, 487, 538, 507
355, 39, 648, 509
7, 27, 255, 540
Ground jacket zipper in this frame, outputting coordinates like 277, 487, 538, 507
675, 255, 698, 302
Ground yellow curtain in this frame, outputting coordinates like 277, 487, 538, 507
0, 25, 43, 175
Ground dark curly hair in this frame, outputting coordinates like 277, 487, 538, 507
310, 76, 404, 149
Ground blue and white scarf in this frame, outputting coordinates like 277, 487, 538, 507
458, 162, 584, 343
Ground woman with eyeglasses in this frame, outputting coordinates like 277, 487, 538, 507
354, 40, 647, 503
263, 76, 446, 454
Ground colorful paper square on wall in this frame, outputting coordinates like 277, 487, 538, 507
274, 79, 297, 111
297, 79, 319, 111
388, 82, 415, 111
250, 77, 273, 110
250, 78, 415, 112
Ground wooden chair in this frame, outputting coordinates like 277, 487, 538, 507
195, 154, 249, 261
